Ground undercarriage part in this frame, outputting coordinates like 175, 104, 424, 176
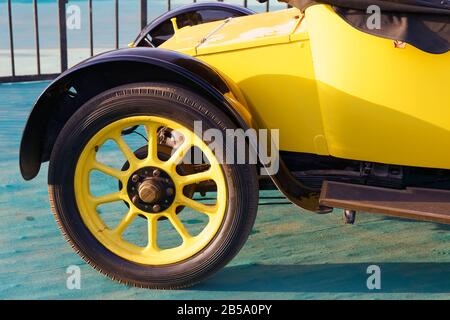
343, 209, 356, 224
283, 151, 450, 192
291, 163, 404, 190
320, 181, 450, 224
360, 163, 403, 188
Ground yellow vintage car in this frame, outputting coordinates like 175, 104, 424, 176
20, 0, 450, 288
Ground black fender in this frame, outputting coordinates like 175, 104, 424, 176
20, 47, 324, 212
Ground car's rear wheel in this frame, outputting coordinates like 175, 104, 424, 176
48, 83, 258, 288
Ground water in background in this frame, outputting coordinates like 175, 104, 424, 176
0, 0, 286, 76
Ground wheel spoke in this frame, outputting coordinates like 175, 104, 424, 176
114, 134, 137, 167
145, 216, 158, 251
92, 160, 125, 180
113, 209, 137, 236
177, 195, 218, 215
178, 169, 214, 186
167, 212, 192, 242
145, 122, 160, 163
166, 138, 193, 168
90, 191, 123, 206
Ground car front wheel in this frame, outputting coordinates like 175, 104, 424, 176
48, 83, 259, 288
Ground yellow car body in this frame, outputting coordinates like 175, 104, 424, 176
161, 5, 450, 170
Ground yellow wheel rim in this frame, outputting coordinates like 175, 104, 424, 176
74, 116, 227, 265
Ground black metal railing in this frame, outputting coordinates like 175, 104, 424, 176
1, 0, 283, 83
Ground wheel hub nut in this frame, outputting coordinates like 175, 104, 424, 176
138, 180, 162, 203
132, 195, 140, 205
166, 187, 174, 196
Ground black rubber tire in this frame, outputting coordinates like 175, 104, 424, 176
48, 82, 258, 289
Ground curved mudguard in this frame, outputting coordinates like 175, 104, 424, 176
19, 48, 247, 181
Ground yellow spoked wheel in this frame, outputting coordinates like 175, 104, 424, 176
48, 83, 258, 288
75, 116, 227, 265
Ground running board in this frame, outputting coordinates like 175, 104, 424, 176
319, 181, 450, 224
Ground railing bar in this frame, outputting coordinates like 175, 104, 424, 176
89, 0, 93, 56
244, 0, 248, 8
0, 73, 60, 83
115, 0, 119, 49
266, 0, 270, 12
57, 0, 68, 72
7, 0, 15, 77
141, 0, 147, 29
168, 0, 171, 11
33, 0, 41, 75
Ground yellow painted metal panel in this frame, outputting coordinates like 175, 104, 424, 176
196, 9, 300, 55
160, 9, 301, 55
159, 21, 222, 56
306, 5, 450, 169
161, 8, 326, 154
198, 40, 327, 155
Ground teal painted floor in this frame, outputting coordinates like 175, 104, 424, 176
0, 82, 449, 299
